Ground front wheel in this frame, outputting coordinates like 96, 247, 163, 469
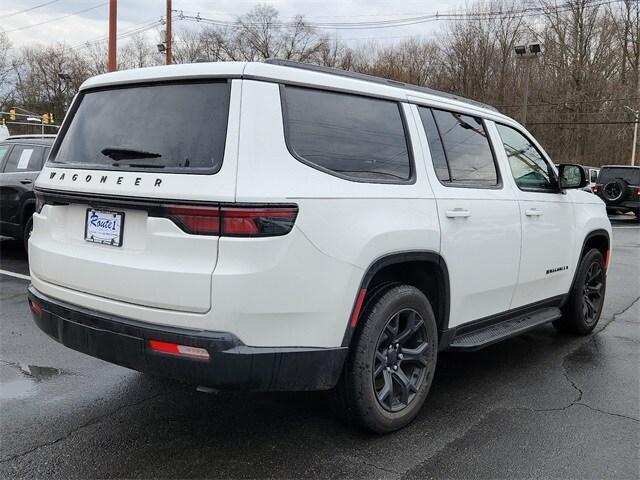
554, 249, 606, 335
332, 285, 438, 433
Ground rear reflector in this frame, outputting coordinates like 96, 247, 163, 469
163, 204, 298, 237
148, 340, 210, 360
29, 300, 42, 316
350, 289, 367, 328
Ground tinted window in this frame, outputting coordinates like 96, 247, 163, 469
51, 81, 231, 174
590, 169, 599, 183
3, 145, 44, 173
418, 107, 449, 181
599, 167, 640, 185
495, 124, 555, 191
283, 86, 411, 181
431, 110, 497, 185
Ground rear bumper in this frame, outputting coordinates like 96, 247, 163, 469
28, 286, 347, 391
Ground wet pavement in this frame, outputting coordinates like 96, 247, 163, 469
0, 217, 638, 479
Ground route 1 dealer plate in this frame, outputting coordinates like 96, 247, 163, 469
85, 209, 124, 247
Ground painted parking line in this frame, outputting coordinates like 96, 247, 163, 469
0, 269, 30, 281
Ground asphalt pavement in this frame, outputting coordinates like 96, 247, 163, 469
0, 217, 638, 479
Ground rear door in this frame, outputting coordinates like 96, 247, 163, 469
0, 143, 44, 225
490, 122, 575, 307
413, 106, 521, 328
31, 79, 240, 313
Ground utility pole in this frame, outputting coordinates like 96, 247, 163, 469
625, 106, 638, 166
165, 0, 172, 65
108, 0, 117, 72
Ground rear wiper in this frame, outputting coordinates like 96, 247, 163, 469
101, 146, 162, 161
111, 162, 165, 168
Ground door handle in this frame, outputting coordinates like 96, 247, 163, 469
20, 180, 33, 185
525, 208, 543, 217
445, 208, 471, 218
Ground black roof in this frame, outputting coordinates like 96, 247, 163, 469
265, 59, 498, 112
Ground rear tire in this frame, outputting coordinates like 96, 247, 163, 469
331, 285, 438, 433
554, 249, 606, 335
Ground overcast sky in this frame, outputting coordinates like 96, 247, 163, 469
1, 0, 461, 50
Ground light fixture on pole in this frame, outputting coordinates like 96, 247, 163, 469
515, 42, 542, 127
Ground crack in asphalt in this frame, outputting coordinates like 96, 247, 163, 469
358, 459, 400, 476
0, 391, 170, 465
518, 296, 640, 423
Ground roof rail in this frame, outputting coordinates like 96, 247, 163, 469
264, 59, 498, 112
5, 134, 57, 140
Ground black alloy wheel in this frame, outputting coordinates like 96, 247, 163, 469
554, 248, 606, 335
373, 309, 430, 412
582, 260, 605, 326
329, 285, 438, 433
603, 182, 621, 200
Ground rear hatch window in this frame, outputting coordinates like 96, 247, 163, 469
599, 167, 640, 185
50, 81, 231, 174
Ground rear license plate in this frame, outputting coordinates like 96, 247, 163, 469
85, 209, 124, 247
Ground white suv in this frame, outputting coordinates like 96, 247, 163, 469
28, 60, 611, 432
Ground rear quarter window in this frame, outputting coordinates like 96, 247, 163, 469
50, 81, 231, 174
281, 86, 413, 183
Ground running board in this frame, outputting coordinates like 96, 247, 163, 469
448, 307, 562, 351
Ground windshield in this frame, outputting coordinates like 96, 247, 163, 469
50, 81, 231, 174
598, 167, 640, 185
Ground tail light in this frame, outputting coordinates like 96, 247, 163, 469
162, 204, 298, 237
635, 187, 640, 196
35, 192, 46, 213
592, 186, 600, 194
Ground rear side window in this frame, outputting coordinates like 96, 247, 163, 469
51, 81, 231, 174
3, 145, 45, 173
419, 107, 498, 187
599, 167, 640, 185
282, 86, 412, 182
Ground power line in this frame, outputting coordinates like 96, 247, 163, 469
528, 121, 638, 125
3, 2, 107, 33
70, 18, 164, 50
495, 96, 640, 108
179, 0, 621, 31
0, 0, 62, 19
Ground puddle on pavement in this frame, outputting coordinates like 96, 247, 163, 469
0, 362, 68, 400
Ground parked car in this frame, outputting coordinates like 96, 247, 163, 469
0, 135, 56, 249
28, 61, 611, 433
592, 165, 640, 220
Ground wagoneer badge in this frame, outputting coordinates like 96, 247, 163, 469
48, 170, 162, 187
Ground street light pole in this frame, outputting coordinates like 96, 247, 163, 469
515, 43, 542, 127
522, 59, 531, 127
625, 106, 639, 166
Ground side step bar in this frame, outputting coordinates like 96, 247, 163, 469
448, 307, 562, 351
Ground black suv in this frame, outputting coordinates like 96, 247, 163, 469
0, 135, 56, 249
594, 165, 640, 220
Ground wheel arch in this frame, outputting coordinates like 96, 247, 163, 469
341, 251, 450, 348
566, 229, 610, 302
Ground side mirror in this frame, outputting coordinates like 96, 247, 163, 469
558, 164, 588, 190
